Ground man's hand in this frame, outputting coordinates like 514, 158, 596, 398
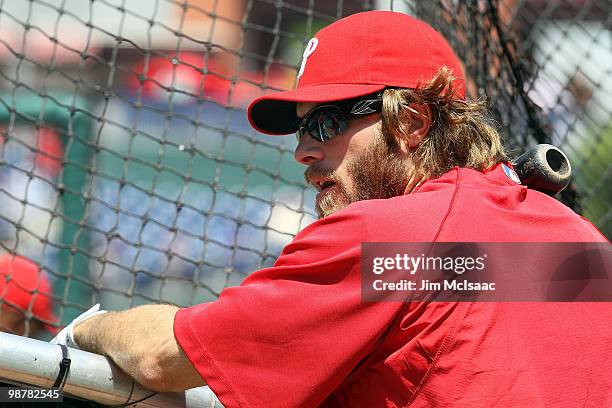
71, 304, 205, 392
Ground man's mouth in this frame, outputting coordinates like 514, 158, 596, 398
314, 179, 339, 207
307, 174, 337, 192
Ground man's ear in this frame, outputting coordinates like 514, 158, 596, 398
403, 103, 432, 148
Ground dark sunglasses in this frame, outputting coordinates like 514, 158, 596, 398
296, 93, 383, 143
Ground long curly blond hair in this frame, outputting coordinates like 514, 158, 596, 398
380, 67, 508, 180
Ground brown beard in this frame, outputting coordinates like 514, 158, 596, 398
307, 131, 411, 219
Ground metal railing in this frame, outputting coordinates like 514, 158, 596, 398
0, 332, 223, 407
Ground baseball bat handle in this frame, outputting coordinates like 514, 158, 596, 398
512, 144, 572, 196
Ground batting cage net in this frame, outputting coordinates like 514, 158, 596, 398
0, 0, 610, 342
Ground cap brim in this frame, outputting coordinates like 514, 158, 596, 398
247, 83, 386, 135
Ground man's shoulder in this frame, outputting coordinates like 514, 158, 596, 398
331, 165, 604, 242
437, 166, 606, 241
309, 184, 458, 243
298, 165, 606, 243
295, 168, 460, 243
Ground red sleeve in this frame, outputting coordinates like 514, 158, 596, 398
173, 205, 403, 408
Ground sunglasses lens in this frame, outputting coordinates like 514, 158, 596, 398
306, 109, 347, 141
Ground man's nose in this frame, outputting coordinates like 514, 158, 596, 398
294, 135, 324, 165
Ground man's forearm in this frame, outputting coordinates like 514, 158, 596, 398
73, 304, 205, 392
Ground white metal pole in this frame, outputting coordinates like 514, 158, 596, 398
0, 332, 223, 407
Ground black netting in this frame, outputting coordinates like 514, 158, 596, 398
0, 0, 610, 336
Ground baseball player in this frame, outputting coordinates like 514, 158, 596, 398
53, 11, 611, 407
0, 253, 57, 337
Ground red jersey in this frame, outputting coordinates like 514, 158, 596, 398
174, 164, 611, 408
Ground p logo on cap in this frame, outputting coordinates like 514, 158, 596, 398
297, 38, 318, 80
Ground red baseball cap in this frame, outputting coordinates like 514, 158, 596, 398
0, 254, 58, 334
248, 11, 465, 135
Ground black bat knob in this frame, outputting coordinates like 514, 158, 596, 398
512, 144, 572, 196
